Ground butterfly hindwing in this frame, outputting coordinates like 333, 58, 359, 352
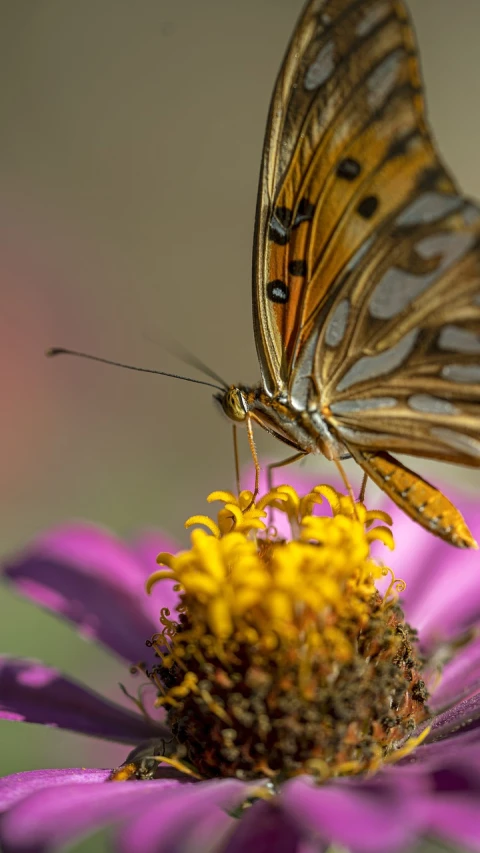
321, 197, 480, 466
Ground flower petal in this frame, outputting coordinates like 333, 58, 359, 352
118, 779, 246, 853
384, 492, 480, 645
428, 691, 480, 743
128, 531, 180, 616
282, 776, 424, 853
424, 762, 480, 850
430, 636, 480, 710
222, 801, 304, 853
370, 748, 480, 849
170, 807, 235, 853
427, 800, 480, 850
0, 657, 166, 744
0, 768, 110, 812
401, 732, 480, 770
0, 776, 181, 853
3, 524, 179, 663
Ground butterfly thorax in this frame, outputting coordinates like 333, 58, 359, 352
217, 384, 347, 460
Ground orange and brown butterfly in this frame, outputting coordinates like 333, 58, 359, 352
217, 0, 480, 549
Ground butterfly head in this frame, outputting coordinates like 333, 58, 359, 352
215, 386, 250, 422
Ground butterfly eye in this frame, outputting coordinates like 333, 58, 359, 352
217, 388, 249, 423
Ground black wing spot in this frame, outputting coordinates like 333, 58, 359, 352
267, 280, 290, 304
386, 130, 418, 161
294, 198, 315, 227
269, 206, 293, 245
275, 207, 293, 228
357, 195, 379, 219
268, 201, 315, 245
416, 166, 445, 193
269, 221, 289, 245
288, 259, 307, 277
336, 158, 361, 180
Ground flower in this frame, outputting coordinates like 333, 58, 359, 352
1, 481, 480, 852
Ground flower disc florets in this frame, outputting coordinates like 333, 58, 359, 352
146, 485, 429, 782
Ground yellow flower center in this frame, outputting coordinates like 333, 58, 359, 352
145, 485, 428, 782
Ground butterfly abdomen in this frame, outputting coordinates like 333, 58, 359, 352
350, 449, 477, 549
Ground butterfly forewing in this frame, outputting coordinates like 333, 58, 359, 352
253, 0, 432, 390
252, 0, 480, 546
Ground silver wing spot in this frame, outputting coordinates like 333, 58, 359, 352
335, 426, 396, 447
463, 204, 480, 226
442, 364, 480, 383
416, 231, 475, 261
438, 325, 480, 354
432, 428, 480, 458
345, 236, 374, 273
369, 268, 428, 320
331, 397, 397, 414
337, 329, 419, 392
356, 2, 390, 37
408, 394, 459, 415
369, 232, 476, 320
289, 329, 319, 411
396, 193, 463, 227
325, 299, 349, 347
367, 51, 402, 112
304, 41, 335, 91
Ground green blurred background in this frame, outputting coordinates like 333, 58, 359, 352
1, 1, 479, 850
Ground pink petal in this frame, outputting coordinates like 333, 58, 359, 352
0, 768, 110, 812
222, 800, 303, 853
430, 636, 480, 710
0, 777, 181, 853
118, 779, 247, 853
282, 776, 425, 853
0, 656, 167, 744
3, 524, 179, 663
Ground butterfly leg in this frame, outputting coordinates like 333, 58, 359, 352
358, 472, 369, 503
232, 424, 241, 495
246, 415, 260, 500
332, 455, 360, 520
348, 448, 477, 549
267, 451, 307, 493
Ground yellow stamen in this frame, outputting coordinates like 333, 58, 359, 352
156, 756, 203, 780
184, 515, 221, 538
145, 568, 174, 594
384, 725, 431, 763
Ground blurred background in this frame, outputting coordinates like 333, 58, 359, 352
0, 1, 479, 849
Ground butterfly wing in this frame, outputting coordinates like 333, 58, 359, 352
253, 0, 436, 396
252, 0, 480, 546
318, 197, 480, 464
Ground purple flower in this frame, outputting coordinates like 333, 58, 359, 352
1, 483, 480, 853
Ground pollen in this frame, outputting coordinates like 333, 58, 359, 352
145, 485, 428, 782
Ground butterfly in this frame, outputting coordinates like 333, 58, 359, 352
216, 0, 480, 548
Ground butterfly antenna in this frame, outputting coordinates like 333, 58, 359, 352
45, 347, 226, 392
143, 332, 229, 390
